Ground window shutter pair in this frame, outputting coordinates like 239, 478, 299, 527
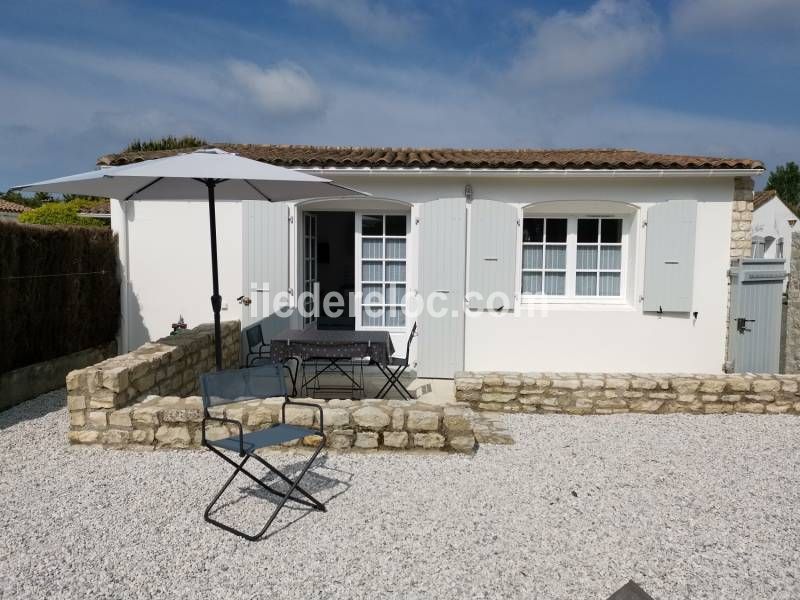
642, 199, 698, 313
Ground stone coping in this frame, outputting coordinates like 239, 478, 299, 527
68, 395, 514, 453
456, 371, 800, 415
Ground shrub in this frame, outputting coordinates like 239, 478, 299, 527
124, 135, 207, 152
0, 222, 120, 373
19, 202, 106, 228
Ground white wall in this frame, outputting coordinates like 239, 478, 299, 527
325, 175, 735, 374
113, 174, 736, 374
112, 199, 242, 352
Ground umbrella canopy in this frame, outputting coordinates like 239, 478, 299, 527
12, 148, 367, 370
11, 147, 361, 201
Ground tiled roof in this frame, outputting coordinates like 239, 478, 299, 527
98, 144, 764, 171
0, 199, 30, 213
77, 199, 110, 215
753, 189, 778, 209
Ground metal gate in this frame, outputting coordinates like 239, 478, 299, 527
727, 258, 786, 373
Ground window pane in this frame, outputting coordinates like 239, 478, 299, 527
362, 238, 383, 259
576, 272, 597, 296
522, 272, 542, 295
362, 284, 383, 304
545, 245, 566, 269
362, 261, 383, 281
385, 215, 406, 236
599, 272, 621, 296
601, 219, 623, 243
386, 284, 406, 305
522, 245, 543, 269
576, 245, 598, 270
386, 238, 406, 259
362, 215, 383, 236
385, 261, 406, 282
544, 272, 565, 295
577, 219, 599, 243
523, 218, 544, 242
362, 307, 383, 327
385, 307, 405, 327
599, 245, 621, 270
546, 218, 568, 243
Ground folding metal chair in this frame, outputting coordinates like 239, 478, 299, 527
244, 324, 300, 396
200, 363, 326, 541
376, 322, 417, 400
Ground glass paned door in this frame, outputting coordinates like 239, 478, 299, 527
303, 213, 317, 325
359, 214, 407, 328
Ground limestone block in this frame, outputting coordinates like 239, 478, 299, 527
406, 410, 440, 431
629, 399, 663, 413
765, 403, 793, 414
285, 405, 315, 428
109, 408, 133, 428
69, 411, 86, 427
66, 370, 85, 392
735, 402, 765, 414
552, 379, 580, 390
87, 411, 108, 428
68, 430, 101, 444
580, 379, 604, 389
132, 372, 156, 393
391, 408, 405, 431
355, 432, 379, 449
699, 379, 726, 394
752, 379, 780, 393
155, 425, 192, 448
630, 378, 657, 390
448, 434, 475, 453
455, 377, 483, 391
102, 429, 131, 445
413, 433, 445, 449
443, 413, 472, 434
604, 378, 630, 390
703, 402, 734, 414
382, 431, 409, 448
131, 429, 155, 445
352, 406, 391, 430
67, 394, 86, 411
480, 392, 516, 403
673, 379, 701, 394
328, 430, 355, 449
132, 405, 161, 427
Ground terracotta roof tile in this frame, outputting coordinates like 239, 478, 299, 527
98, 143, 764, 171
753, 189, 778, 209
0, 199, 30, 213
77, 199, 111, 215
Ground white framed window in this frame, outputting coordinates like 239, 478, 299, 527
357, 214, 408, 328
521, 215, 626, 299
303, 213, 317, 325
776, 238, 784, 259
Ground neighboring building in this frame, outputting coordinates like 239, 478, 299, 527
100, 145, 763, 375
0, 198, 30, 221
752, 190, 798, 288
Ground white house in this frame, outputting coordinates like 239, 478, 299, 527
752, 189, 797, 288
103, 145, 763, 376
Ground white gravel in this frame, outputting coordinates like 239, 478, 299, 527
2, 389, 800, 600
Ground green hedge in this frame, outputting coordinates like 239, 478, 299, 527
19, 202, 106, 227
0, 222, 120, 373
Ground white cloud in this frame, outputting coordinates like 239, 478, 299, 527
672, 0, 800, 32
288, 0, 422, 42
508, 0, 662, 90
228, 61, 325, 117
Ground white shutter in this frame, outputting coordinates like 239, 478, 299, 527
467, 199, 518, 310
642, 200, 697, 313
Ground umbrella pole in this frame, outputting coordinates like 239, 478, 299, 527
205, 179, 224, 371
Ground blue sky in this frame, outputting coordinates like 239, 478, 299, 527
2, 0, 799, 188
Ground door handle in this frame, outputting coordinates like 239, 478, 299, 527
435, 290, 450, 294
736, 317, 755, 333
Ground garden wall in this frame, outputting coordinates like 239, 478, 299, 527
456, 371, 800, 415
67, 320, 512, 453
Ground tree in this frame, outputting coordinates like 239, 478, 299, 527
765, 161, 800, 208
19, 202, 106, 228
0, 190, 45, 209
123, 135, 207, 152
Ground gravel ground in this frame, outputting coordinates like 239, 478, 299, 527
2, 389, 800, 600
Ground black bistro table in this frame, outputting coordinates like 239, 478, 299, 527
270, 329, 395, 398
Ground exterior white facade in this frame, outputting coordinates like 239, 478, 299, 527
752, 192, 797, 289
112, 171, 746, 375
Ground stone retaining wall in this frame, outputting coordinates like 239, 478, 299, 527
456, 371, 800, 415
66, 322, 240, 436
67, 395, 513, 453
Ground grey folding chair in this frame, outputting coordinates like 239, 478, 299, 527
376, 322, 417, 400
200, 363, 326, 541
244, 324, 299, 396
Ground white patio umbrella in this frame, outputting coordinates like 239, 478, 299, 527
12, 148, 367, 369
